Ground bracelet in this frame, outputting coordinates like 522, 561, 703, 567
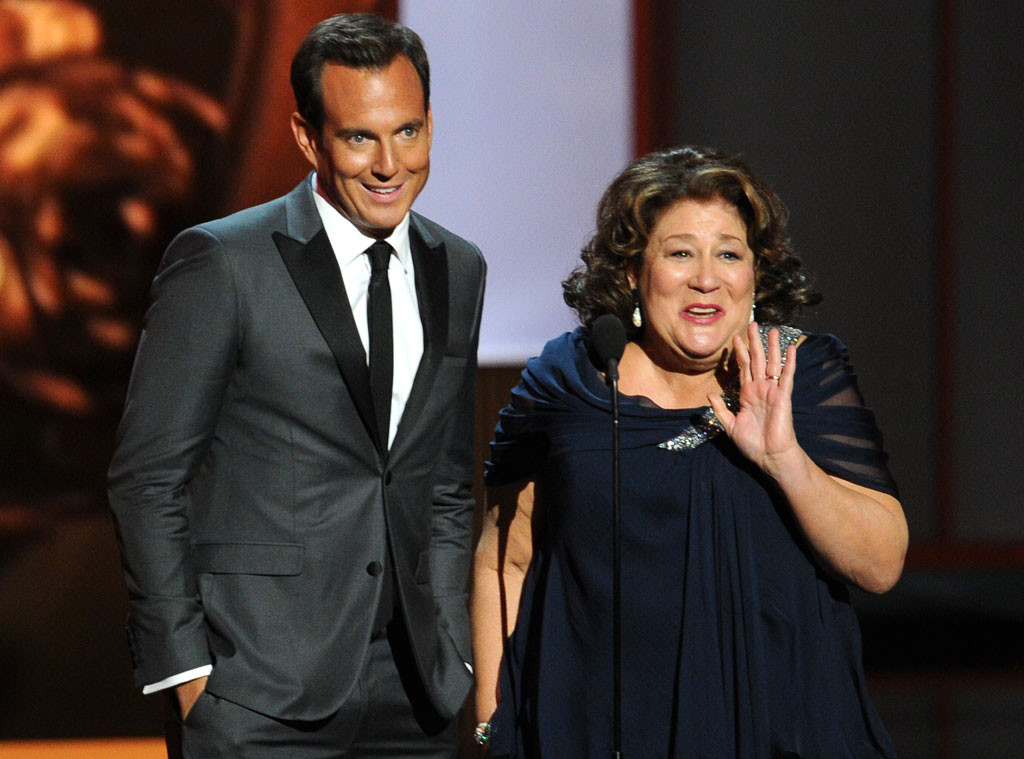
473, 721, 492, 745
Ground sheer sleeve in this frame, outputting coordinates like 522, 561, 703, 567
791, 333, 899, 498
484, 373, 550, 487
483, 333, 580, 487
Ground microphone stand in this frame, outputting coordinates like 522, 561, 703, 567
606, 356, 623, 759
590, 313, 626, 758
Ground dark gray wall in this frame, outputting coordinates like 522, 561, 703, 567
953, 1, 1024, 541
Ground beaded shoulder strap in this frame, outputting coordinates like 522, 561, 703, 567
659, 324, 802, 451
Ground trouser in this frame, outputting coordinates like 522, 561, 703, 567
167, 623, 457, 759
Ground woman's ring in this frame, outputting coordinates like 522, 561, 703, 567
768, 374, 781, 381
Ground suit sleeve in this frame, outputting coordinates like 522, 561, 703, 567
108, 226, 239, 689
428, 246, 486, 652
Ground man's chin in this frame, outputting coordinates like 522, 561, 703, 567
352, 213, 407, 240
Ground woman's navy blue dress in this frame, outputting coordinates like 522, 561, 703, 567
485, 327, 899, 758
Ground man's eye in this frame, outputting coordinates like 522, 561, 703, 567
401, 127, 417, 138
349, 134, 366, 144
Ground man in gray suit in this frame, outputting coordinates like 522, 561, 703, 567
108, 13, 485, 757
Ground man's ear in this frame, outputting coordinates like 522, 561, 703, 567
290, 112, 320, 169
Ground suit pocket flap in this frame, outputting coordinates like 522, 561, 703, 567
192, 542, 303, 575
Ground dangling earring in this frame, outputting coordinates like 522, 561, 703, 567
632, 289, 642, 328
748, 290, 756, 324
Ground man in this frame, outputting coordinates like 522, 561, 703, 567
108, 13, 485, 757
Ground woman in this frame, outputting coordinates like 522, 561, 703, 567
472, 146, 907, 757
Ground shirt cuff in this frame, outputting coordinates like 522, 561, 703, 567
142, 665, 214, 695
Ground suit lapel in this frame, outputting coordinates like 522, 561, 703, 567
391, 216, 449, 453
272, 181, 447, 460
274, 227, 384, 456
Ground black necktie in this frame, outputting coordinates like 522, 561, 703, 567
366, 240, 393, 452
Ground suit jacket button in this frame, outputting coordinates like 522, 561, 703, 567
366, 561, 383, 577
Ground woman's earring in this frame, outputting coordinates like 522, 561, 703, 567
632, 290, 642, 328
749, 291, 756, 324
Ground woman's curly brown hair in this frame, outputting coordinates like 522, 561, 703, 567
562, 146, 821, 338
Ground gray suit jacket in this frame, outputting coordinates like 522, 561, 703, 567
108, 176, 485, 722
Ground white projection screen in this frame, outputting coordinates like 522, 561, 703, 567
400, 1, 634, 364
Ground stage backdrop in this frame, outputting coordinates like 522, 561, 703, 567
401, 0, 634, 364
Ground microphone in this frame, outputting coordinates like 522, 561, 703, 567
589, 313, 627, 384
588, 313, 627, 759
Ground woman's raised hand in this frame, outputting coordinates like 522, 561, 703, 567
708, 322, 801, 479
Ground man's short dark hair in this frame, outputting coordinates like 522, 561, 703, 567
291, 13, 430, 133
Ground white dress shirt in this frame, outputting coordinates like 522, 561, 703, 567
143, 176, 424, 695
312, 179, 423, 449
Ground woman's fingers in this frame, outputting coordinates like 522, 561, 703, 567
779, 343, 797, 393
765, 327, 783, 381
747, 322, 766, 379
733, 332, 751, 384
708, 392, 735, 434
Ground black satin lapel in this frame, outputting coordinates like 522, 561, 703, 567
274, 229, 383, 454
393, 233, 449, 447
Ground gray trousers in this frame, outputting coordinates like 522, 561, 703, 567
168, 625, 457, 759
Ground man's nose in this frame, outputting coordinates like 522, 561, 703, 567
372, 141, 398, 179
